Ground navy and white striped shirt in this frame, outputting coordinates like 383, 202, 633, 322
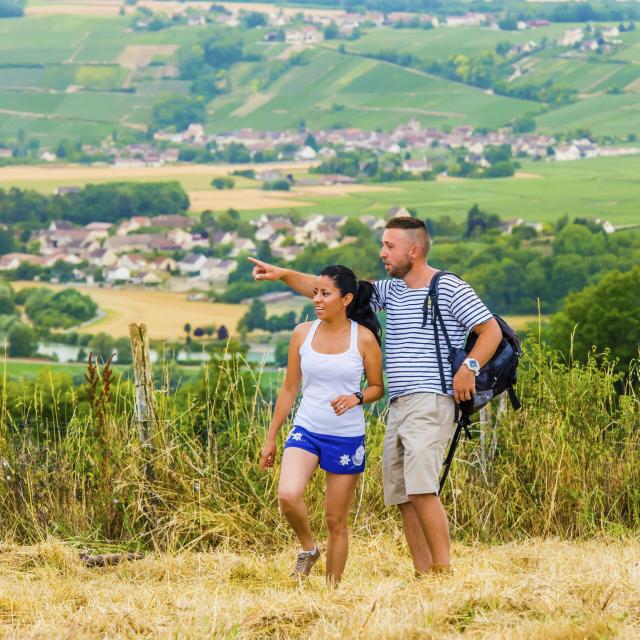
372, 273, 493, 400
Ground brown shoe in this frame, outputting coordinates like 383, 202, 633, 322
290, 547, 320, 577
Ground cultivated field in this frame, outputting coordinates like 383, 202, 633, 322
1, 536, 638, 638
13, 282, 247, 340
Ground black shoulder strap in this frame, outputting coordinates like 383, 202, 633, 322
422, 270, 454, 395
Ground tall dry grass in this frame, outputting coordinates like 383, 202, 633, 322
0, 338, 638, 552
0, 536, 638, 638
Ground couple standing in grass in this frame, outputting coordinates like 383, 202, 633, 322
251, 216, 502, 586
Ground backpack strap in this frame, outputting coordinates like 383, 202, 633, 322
507, 384, 521, 411
422, 270, 455, 395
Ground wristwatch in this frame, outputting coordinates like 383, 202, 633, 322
462, 358, 481, 377
354, 391, 364, 405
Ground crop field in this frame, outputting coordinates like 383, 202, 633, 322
1, 536, 638, 638
348, 23, 573, 60
232, 156, 640, 225
13, 282, 248, 340
1, 153, 639, 223
207, 47, 538, 133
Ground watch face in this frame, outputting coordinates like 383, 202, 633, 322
468, 359, 479, 369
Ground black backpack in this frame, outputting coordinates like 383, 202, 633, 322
421, 271, 522, 493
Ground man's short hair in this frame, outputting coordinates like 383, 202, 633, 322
385, 216, 431, 256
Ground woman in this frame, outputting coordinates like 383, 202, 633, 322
259, 265, 384, 586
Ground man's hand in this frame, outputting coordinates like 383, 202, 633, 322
452, 366, 476, 404
330, 394, 358, 416
259, 438, 277, 469
248, 257, 284, 282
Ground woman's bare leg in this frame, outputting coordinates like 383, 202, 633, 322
278, 447, 319, 550
324, 472, 360, 587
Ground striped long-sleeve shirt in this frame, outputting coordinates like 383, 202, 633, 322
372, 273, 493, 400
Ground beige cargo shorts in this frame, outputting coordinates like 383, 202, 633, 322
382, 392, 456, 505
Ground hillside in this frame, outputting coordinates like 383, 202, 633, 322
0, 4, 639, 144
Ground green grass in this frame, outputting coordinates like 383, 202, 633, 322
348, 24, 573, 59
536, 93, 640, 137
235, 155, 640, 225
207, 47, 538, 132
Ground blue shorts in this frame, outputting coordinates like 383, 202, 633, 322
284, 426, 365, 475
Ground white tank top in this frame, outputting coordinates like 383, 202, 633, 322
293, 319, 365, 437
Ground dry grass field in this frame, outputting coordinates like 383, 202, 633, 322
0, 536, 638, 638
188, 188, 312, 212
13, 282, 246, 339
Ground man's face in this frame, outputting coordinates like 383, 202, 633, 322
380, 228, 415, 278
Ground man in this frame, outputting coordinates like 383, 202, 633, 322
249, 216, 501, 575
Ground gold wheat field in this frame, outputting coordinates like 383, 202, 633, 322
1, 535, 638, 639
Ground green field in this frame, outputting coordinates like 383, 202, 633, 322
234, 155, 640, 225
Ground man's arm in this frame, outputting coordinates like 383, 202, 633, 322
247, 257, 315, 299
452, 318, 502, 404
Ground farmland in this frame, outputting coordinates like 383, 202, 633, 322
1, 153, 639, 223
2, 8, 640, 141
13, 282, 248, 340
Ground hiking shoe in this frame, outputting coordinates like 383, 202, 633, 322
290, 547, 320, 577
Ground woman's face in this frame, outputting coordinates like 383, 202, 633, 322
312, 275, 352, 321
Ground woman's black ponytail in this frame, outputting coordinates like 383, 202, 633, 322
319, 265, 382, 346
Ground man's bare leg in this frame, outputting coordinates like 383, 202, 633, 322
407, 493, 451, 570
398, 502, 432, 576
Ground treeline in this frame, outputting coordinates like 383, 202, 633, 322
369, 49, 576, 105
0, 182, 189, 228
431, 218, 640, 315
0, 0, 24, 18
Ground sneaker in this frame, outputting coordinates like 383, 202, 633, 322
290, 547, 320, 577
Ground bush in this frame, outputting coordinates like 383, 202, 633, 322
262, 179, 290, 191
7, 322, 36, 357
211, 177, 234, 190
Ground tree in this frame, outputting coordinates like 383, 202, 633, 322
149, 95, 205, 133
242, 11, 266, 28
546, 266, 640, 372
240, 299, 267, 332
8, 322, 36, 357
0, 228, 15, 255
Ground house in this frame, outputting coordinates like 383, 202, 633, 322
285, 27, 323, 44
388, 206, 412, 218
43, 252, 82, 267
199, 258, 237, 282
86, 248, 118, 268
211, 231, 237, 247
149, 214, 191, 229
559, 28, 583, 46
187, 15, 205, 27
85, 222, 113, 233
53, 186, 81, 196
580, 39, 598, 52
147, 256, 177, 272
105, 266, 131, 284
402, 159, 430, 174
105, 234, 154, 252
295, 145, 317, 161
177, 253, 208, 275
229, 237, 257, 257
359, 215, 386, 231
167, 228, 193, 247
49, 220, 74, 232
116, 217, 151, 236
131, 271, 163, 286
272, 244, 304, 262
118, 254, 147, 272
445, 13, 485, 27
0, 148, 13, 159
602, 26, 620, 40
0, 253, 45, 270
554, 144, 581, 161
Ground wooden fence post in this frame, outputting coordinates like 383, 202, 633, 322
129, 323, 156, 446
